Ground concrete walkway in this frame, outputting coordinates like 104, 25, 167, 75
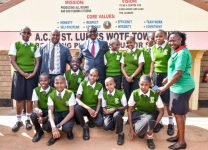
0, 108, 208, 150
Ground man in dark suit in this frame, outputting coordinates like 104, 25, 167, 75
39, 29, 72, 86
78, 26, 109, 85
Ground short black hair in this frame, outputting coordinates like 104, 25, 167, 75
139, 75, 151, 83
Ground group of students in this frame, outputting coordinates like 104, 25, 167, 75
9, 26, 194, 149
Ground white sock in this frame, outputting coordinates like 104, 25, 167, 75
169, 116, 173, 125
147, 133, 153, 139
26, 113, 31, 121
17, 115, 22, 122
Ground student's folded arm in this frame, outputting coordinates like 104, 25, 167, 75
59, 105, 74, 126
121, 63, 128, 78
76, 94, 90, 110
10, 56, 25, 76
30, 57, 39, 78
128, 106, 134, 130
131, 63, 143, 78
95, 98, 101, 114
117, 105, 128, 111
48, 105, 56, 128
150, 61, 155, 78
103, 107, 109, 115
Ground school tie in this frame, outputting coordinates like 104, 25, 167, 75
50, 44, 55, 71
58, 92, 62, 98
24, 43, 28, 46
42, 91, 47, 95
91, 40, 95, 57
72, 73, 77, 76
108, 94, 112, 97
88, 85, 93, 90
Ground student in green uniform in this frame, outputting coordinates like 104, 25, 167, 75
121, 36, 144, 100
9, 26, 40, 132
142, 32, 155, 75
47, 75, 76, 146
64, 57, 84, 94
31, 73, 55, 142
75, 68, 103, 140
158, 31, 195, 149
102, 77, 127, 145
104, 38, 122, 89
150, 30, 174, 135
128, 75, 164, 149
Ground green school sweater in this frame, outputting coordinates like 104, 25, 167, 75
142, 47, 152, 75
49, 89, 73, 112
103, 89, 124, 109
151, 43, 171, 73
133, 89, 159, 113
65, 69, 84, 93
123, 48, 142, 78
35, 86, 55, 109
105, 50, 122, 76
14, 41, 37, 72
81, 80, 102, 107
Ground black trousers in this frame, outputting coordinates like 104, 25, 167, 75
103, 110, 124, 134
132, 111, 158, 136
123, 77, 139, 100
30, 109, 51, 133
75, 105, 103, 127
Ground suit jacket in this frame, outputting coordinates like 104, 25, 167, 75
78, 38, 109, 85
39, 43, 72, 75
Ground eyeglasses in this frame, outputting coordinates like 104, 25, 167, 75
22, 31, 31, 35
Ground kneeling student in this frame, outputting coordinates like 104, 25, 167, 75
47, 75, 76, 146
128, 75, 164, 149
102, 77, 127, 145
31, 73, 55, 142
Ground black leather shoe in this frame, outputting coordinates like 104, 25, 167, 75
147, 139, 155, 149
167, 124, 174, 136
153, 123, 163, 133
32, 131, 44, 142
12, 121, 23, 132
138, 134, 145, 139
87, 120, 95, 128
167, 136, 179, 143
83, 125, 90, 140
168, 142, 187, 149
67, 131, 74, 140
117, 133, 124, 145
25, 120, 32, 130
47, 137, 58, 146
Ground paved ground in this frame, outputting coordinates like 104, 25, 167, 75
0, 108, 208, 150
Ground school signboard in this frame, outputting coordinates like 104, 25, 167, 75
0, 0, 208, 50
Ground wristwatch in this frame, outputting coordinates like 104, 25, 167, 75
56, 124, 61, 128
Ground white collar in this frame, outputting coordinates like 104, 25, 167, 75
127, 47, 136, 53
139, 89, 150, 97
107, 89, 116, 96
87, 81, 96, 89
56, 89, 66, 98
21, 40, 30, 45
109, 49, 118, 54
40, 86, 51, 93
89, 38, 98, 44
156, 41, 167, 49
71, 69, 80, 75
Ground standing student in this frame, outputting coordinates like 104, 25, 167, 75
158, 31, 195, 149
128, 75, 164, 149
39, 29, 72, 87
75, 68, 103, 140
9, 26, 40, 132
64, 57, 84, 95
150, 29, 174, 135
31, 73, 55, 142
78, 25, 109, 86
142, 32, 155, 75
121, 36, 144, 100
47, 75, 76, 146
102, 77, 127, 145
104, 38, 122, 90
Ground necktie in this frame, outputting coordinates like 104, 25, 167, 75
24, 43, 28, 46
58, 92, 62, 98
108, 94, 112, 97
91, 40, 95, 57
72, 73, 77, 76
42, 91, 46, 95
88, 85, 93, 90
50, 44, 55, 71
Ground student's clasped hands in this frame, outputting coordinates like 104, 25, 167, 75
87, 107, 97, 118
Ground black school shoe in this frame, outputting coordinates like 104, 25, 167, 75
153, 123, 163, 133
12, 121, 23, 132
147, 138, 155, 149
83, 124, 90, 140
87, 120, 95, 128
32, 131, 44, 142
47, 137, 59, 146
67, 131, 74, 140
117, 133, 124, 145
168, 142, 187, 149
167, 124, 174, 136
25, 120, 32, 130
